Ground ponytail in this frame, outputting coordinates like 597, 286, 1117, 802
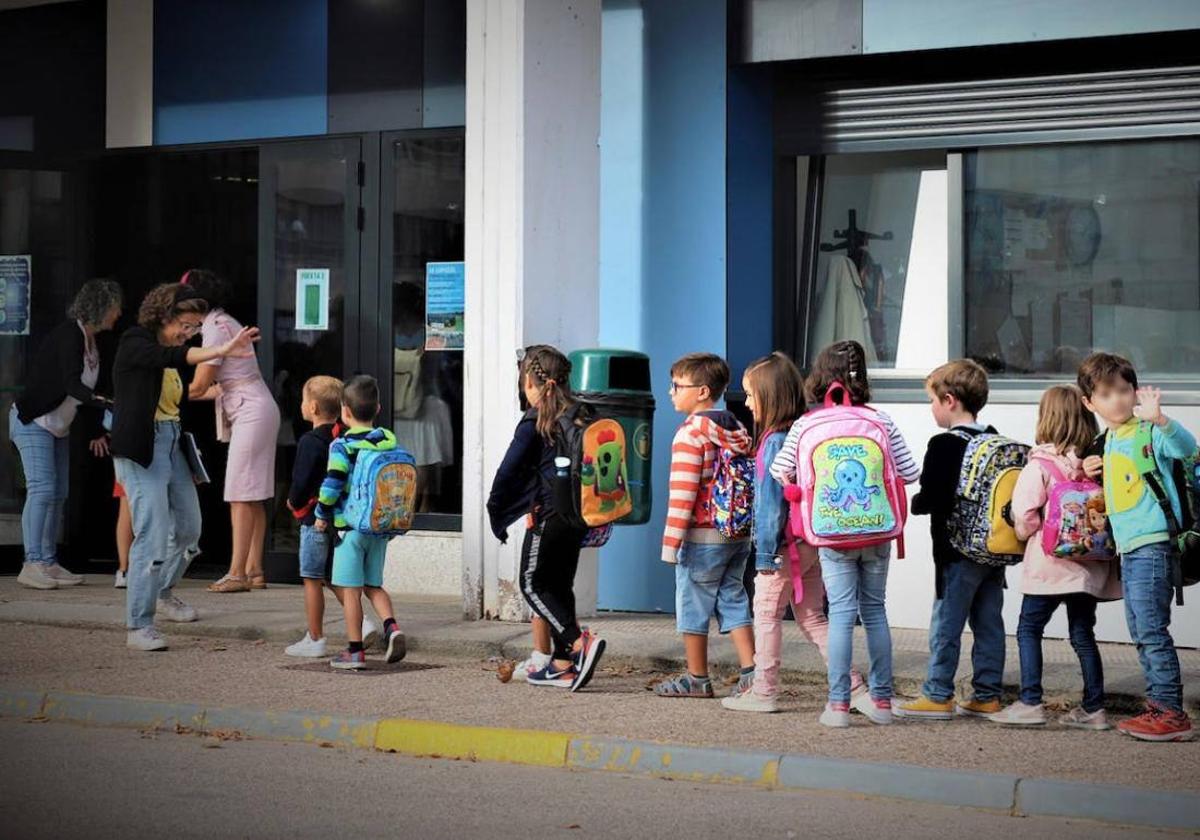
521, 345, 576, 441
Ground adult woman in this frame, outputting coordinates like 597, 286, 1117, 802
184, 269, 281, 592
10, 279, 123, 590
111, 283, 257, 651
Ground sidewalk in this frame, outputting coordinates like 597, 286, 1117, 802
2, 574, 1197, 708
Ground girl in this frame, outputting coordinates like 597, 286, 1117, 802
769, 340, 920, 727
486, 345, 606, 691
990, 385, 1120, 729
722, 352, 866, 714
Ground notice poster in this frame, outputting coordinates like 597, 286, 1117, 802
0, 254, 32, 335
425, 261, 464, 350
295, 268, 329, 331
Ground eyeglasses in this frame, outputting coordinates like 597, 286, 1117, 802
180, 321, 203, 335
669, 382, 704, 394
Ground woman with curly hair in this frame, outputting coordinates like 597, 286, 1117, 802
11, 279, 124, 590
111, 282, 258, 651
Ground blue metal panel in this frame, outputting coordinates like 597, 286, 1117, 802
154, 0, 328, 144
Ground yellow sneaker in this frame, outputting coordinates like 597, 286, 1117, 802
956, 697, 1002, 717
894, 695, 955, 720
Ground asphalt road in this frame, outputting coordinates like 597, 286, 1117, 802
0, 719, 1177, 840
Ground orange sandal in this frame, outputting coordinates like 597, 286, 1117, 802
208, 575, 250, 593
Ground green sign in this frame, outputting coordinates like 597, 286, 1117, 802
295, 268, 329, 331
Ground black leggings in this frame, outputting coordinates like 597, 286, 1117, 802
520, 513, 586, 660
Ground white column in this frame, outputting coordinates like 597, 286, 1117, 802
462, 0, 601, 620
106, 0, 154, 148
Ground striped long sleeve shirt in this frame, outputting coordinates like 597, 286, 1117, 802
768, 407, 921, 487
661, 410, 753, 564
315, 426, 398, 529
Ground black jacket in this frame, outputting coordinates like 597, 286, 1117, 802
15, 320, 108, 437
288, 422, 338, 526
110, 327, 192, 468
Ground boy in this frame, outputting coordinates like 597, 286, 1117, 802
283, 376, 380, 657
897, 359, 1006, 720
315, 375, 406, 670
655, 353, 756, 699
1079, 352, 1196, 741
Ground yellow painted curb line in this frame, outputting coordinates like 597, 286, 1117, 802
374, 718, 571, 768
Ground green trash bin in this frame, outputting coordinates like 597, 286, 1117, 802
569, 348, 655, 525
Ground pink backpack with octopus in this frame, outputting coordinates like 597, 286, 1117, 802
782, 382, 908, 556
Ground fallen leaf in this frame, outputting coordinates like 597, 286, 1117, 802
563, 825, 581, 830
496, 661, 515, 683
318, 741, 336, 748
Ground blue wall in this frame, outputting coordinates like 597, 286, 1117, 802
597, 0, 728, 612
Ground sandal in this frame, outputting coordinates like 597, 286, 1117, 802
248, 573, 267, 590
207, 575, 250, 593
653, 674, 714, 698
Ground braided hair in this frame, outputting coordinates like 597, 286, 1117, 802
521, 345, 576, 441
805, 340, 871, 406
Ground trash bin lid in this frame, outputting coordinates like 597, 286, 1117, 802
569, 349, 652, 394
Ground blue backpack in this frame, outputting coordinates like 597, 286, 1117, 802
343, 447, 418, 537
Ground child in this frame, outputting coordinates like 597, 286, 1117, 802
486, 345, 606, 691
722, 352, 865, 714
314, 375, 405, 670
656, 353, 755, 699
772, 340, 920, 727
1078, 353, 1196, 741
990, 385, 1121, 729
113, 482, 131, 588
897, 359, 1006, 721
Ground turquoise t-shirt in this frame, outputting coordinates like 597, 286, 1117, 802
1103, 418, 1198, 553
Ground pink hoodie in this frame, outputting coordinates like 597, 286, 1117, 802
1011, 444, 1121, 600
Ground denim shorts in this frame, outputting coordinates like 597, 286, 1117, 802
330, 530, 389, 589
674, 539, 752, 635
298, 524, 332, 580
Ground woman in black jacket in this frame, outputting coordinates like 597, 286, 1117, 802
10, 279, 123, 591
111, 283, 258, 652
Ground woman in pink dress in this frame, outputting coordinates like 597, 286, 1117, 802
184, 270, 282, 592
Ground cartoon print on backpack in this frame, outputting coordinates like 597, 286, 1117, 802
580, 421, 628, 515
811, 436, 895, 536
822, 457, 881, 511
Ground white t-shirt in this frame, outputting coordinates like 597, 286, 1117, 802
34, 322, 99, 438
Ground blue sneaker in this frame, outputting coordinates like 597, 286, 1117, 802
330, 649, 367, 671
570, 629, 606, 693
526, 661, 576, 688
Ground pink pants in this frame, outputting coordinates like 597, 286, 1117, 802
751, 541, 862, 698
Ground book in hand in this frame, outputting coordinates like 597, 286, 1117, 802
181, 432, 211, 484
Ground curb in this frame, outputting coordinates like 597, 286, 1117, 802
2, 687, 1197, 831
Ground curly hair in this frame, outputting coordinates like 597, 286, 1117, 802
67, 279, 123, 328
137, 283, 208, 331
180, 268, 230, 311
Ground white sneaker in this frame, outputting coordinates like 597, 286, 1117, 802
156, 593, 198, 623
285, 632, 327, 658
512, 651, 552, 683
114, 570, 127, 589
988, 701, 1047, 726
17, 563, 57, 590
362, 618, 380, 650
1060, 706, 1111, 731
819, 703, 851, 728
850, 684, 873, 716
44, 562, 83, 586
127, 627, 168, 651
721, 691, 779, 713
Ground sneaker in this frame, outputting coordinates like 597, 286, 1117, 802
1117, 703, 1195, 742
956, 698, 1002, 718
385, 629, 407, 664
17, 563, 57, 590
156, 593, 198, 623
285, 632, 327, 658
330, 649, 368, 671
114, 570, 127, 589
653, 674, 715, 698
527, 661, 577, 688
989, 701, 1047, 726
862, 697, 894, 726
850, 683, 873, 717
727, 670, 756, 701
126, 627, 168, 651
894, 695, 955, 720
513, 651, 552, 683
570, 629, 606, 693
362, 618, 381, 651
44, 562, 83, 586
721, 691, 779, 713
819, 701, 851, 728
1060, 706, 1111, 731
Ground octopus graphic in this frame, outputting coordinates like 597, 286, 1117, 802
821, 459, 880, 511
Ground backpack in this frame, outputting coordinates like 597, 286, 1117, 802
1034, 455, 1116, 562
342, 446, 418, 537
946, 431, 1029, 566
786, 382, 908, 555
708, 448, 755, 539
554, 407, 634, 530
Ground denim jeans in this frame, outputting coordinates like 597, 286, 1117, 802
9, 405, 69, 565
922, 559, 1005, 703
1121, 542, 1183, 712
820, 542, 892, 704
113, 422, 202, 630
1017, 593, 1104, 712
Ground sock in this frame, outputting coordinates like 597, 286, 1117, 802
689, 673, 711, 684
739, 666, 755, 678
383, 618, 398, 636
348, 641, 364, 654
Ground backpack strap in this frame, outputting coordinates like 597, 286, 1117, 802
1030, 453, 1069, 485
1130, 422, 1187, 605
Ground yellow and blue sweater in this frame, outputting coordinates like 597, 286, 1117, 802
1103, 418, 1197, 554
315, 426, 397, 529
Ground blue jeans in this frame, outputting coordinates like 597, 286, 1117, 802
922, 559, 1005, 703
674, 540, 752, 635
1017, 594, 1104, 712
298, 524, 331, 580
1121, 542, 1183, 712
113, 422, 202, 630
820, 543, 892, 703
9, 405, 69, 565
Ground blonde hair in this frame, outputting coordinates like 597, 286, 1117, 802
1036, 385, 1098, 456
926, 359, 989, 415
303, 375, 344, 420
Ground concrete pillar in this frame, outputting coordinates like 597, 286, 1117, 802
106, 0, 154, 148
462, 0, 601, 620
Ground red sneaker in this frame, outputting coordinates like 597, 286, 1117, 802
1117, 703, 1195, 742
